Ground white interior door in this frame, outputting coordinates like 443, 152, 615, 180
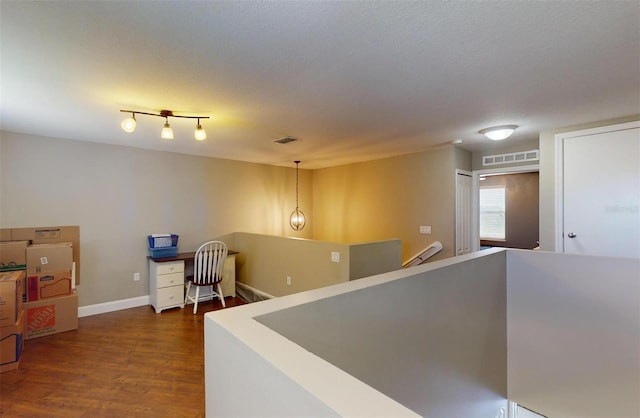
456, 170, 472, 255
561, 124, 639, 258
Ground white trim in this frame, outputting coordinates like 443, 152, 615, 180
555, 133, 565, 253
455, 169, 473, 256
555, 120, 639, 140
554, 120, 640, 254
471, 164, 540, 252
482, 149, 539, 166
78, 295, 150, 318
236, 281, 276, 299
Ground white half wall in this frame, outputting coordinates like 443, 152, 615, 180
205, 250, 508, 417
204, 249, 639, 417
507, 250, 640, 417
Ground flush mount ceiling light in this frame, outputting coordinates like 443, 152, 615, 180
479, 125, 518, 141
289, 160, 306, 231
120, 109, 210, 140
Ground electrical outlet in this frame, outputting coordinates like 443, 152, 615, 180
419, 225, 432, 234
133, 272, 140, 281
286, 276, 292, 286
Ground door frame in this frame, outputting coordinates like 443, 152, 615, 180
471, 164, 540, 252
455, 169, 473, 256
554, 121, 640, 253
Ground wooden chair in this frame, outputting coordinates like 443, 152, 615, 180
185, 241, 228, 314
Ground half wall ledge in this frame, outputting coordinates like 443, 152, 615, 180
204, 248, 639, 417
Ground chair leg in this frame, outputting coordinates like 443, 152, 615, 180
184, 281, 191, 305
217, 283, 225, 308
193, 286, 200, 314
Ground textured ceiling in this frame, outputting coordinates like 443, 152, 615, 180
1, 1, 639, 169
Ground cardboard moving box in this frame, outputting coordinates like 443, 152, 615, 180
24, 291, 77, 340
27, 271, 73, 301
26, 243, 73, 275
0, 271, 24, 327
1, 311, 24, 373
0, 240, 29, 270
1, 226, 80, 284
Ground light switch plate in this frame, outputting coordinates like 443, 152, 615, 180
420, 225, 432, 234
331, 251, 340, 263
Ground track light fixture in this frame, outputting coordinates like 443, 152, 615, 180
119, 109, 210, 140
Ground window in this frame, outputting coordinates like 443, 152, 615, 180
479, 186, 506, 240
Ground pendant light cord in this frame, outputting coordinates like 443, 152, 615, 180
295, 160, 300, 209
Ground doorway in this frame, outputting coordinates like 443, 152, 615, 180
455, 170, 472, 256
470, 165, 540, 252
478, 172, 539, 250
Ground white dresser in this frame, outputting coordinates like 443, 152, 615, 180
149, 259, 185, 313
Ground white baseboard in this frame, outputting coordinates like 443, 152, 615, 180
236, 282, 275, 299
78, 295, 150, 318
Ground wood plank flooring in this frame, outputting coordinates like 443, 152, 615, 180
0, 297, 246, 418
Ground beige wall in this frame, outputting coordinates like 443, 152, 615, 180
538, 114, 640, 251
4, 113, 635, 307
0, 131, 312, 306
0, 131, 468, 307
230, 232, 401, 297
312, 146, 470, 262
3, 111, 636, 308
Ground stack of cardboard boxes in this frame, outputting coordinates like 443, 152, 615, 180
0, 226, 79, 373
0, 270, 24, 372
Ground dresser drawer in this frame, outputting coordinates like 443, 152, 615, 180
156, 272, 184, 289
156, 285, 183, 308
155, 261, 184, 275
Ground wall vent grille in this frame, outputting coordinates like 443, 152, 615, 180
483, 149, 539, 166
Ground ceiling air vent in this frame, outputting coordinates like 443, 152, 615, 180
483, 149, 539, 166
275, 136, 299, 144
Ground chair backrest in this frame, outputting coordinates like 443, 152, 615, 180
193, 241, 228, 285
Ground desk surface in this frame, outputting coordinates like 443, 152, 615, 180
148, 250, 238, 263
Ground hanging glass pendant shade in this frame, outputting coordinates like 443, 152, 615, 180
290, 161, 306, 231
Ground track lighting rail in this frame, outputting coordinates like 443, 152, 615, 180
119, 109, 210, 120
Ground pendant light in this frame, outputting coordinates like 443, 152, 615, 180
289, 160, 306, 231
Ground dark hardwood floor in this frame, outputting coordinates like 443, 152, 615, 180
0, 297, 246, 417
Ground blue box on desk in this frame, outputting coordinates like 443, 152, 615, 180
147, 234, 179, 248
148, 246, 178, 259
